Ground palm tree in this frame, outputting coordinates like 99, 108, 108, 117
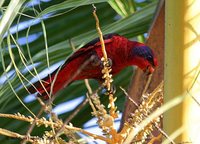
0, 0, 160, 143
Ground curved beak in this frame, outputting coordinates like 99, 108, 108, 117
143, 66, 155, 75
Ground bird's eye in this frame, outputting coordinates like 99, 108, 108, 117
147, 56, 152, 59
146, 55, 155, 66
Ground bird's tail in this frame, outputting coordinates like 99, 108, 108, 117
28, 74, 55, 100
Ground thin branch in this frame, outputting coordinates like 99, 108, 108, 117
54, 98, 89, 138
92, 3, 117, 118
142, 73, 153, 95
92, 4, 108, 62
85, 79, 93, 94
21, 108, 44, 144
155, 125, 175, 144
120, 86, 138, 107
92, 5, 119, 142
0, 113, 111, 143
0, 128, 33, 143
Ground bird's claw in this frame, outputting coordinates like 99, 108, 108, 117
105, 58, 112, 67
100, 58, 112, 68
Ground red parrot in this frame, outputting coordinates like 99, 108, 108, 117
28, 34, 157, 99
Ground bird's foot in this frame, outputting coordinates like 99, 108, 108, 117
105, 58, 112, 67
100, 58, 113, 68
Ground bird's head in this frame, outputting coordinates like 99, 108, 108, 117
130, 43, 158, 74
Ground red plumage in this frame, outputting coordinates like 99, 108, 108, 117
28, 34, 157, 99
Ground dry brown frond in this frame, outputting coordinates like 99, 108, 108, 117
120, 81, 163, 143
